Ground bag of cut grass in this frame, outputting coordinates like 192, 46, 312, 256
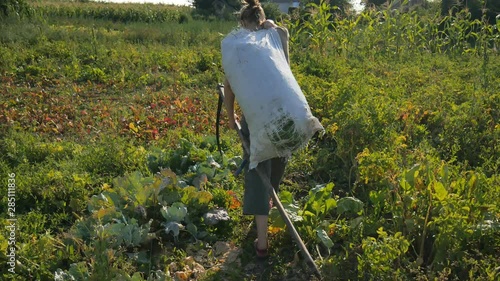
221, 28, 323, 169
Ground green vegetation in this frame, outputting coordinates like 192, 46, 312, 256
0, 0, 30, 17
0, 0, 498, 280
441, 0, 499, 24
32, 1, 190, 23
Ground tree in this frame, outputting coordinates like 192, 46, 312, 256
364, 0, 430, 10
364, 0, 387, 8
192, 0, 241, 19
441, 0, 481, 18
441, 0, 499, 24
0, 0, 29, 17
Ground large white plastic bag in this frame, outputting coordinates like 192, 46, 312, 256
221, 28, 323, 169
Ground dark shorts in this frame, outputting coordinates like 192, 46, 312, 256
240, 117, 288, 216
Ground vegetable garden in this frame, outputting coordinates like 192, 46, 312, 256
0, 1, 498, 280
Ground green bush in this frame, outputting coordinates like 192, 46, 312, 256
263, 2, 283, 21
0, 0, 31, 18
178, 12, 189, 24
79, 65, 107, 83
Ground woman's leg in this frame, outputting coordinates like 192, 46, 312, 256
255, 215, 268, 250
240, 117, 288, 254
243, 161, 272, 256
259, 157, 287, 250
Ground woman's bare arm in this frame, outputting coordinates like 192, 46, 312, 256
276, 27, 290, 65
223, 78, 237, 129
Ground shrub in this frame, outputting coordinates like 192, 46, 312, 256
178, 13, 189, 24
263, 2, 283, 21
79, 65, 107, 83
0, 0, 31, 18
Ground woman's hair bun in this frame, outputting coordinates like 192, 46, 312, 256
239, 0, 265, 27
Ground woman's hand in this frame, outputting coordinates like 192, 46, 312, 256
228, 114, 239, 130
261, 19, 277, 29
223, 79, 238, 130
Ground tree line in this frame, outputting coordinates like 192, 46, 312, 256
189, 0, 499, 23
1, 0, 498, 26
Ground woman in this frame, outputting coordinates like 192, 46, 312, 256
223, 0, 290, 258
